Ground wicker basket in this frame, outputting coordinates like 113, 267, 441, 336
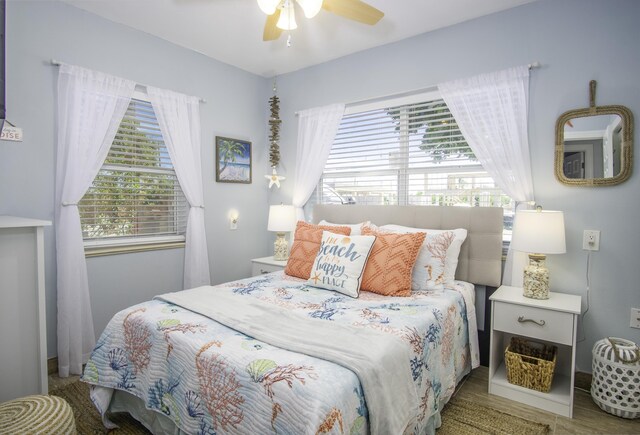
591, 337, 640, 419
505, 337, 557, 393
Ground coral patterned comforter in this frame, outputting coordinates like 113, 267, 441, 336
83, 271, 479, 435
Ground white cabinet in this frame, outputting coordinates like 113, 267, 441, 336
0, 216, 51, 402
251, 256, 287, 277
489, 285, 581, 418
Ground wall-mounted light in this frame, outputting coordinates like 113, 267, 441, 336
229, 210, 239, 230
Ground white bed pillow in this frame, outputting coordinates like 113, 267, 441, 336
307, 231, 376, 298
379, 224, 467, 290
318, 220, 370, 236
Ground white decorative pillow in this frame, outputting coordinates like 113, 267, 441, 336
307, 231, 376, 298
318, 220, 370, 236
379, 224, 467, 290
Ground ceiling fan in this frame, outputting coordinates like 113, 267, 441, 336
258, 0, 384, 41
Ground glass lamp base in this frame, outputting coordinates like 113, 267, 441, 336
273, 233, 288, 261
523, 254, 549, 299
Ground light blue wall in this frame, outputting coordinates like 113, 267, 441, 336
0, 0, 272, 357
272, 0, 640, 371
3, 0, 639, 372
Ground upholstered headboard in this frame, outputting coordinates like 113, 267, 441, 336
312, 205, 503, 287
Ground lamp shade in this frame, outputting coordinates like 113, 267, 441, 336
276, 0, 297, 30
511, 210, 566, 254
268, 205, 296, 232
296, 0, 323, 18
257, 0, 281, 15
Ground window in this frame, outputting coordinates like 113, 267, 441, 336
78, 94, 188, 253
317, 91, 514, 238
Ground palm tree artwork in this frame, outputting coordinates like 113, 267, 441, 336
216, 136, 252, 183
219, 139, 245, 172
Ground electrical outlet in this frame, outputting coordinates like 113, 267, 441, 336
631, 308, 640, 329
582, 230, 600, 251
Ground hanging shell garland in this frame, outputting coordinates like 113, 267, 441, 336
268, 94, 281, 168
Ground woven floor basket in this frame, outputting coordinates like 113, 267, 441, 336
591, 337, 640, 419
0, 395, 76, 434
505, 337, 557, 393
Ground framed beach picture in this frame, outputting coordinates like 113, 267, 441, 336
215, 136, 252, 183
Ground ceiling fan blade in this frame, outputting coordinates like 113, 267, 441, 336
322, 0, 384, 25
263, 9, 283, 41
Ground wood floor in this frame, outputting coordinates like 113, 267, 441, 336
49, 366, 639, 434
453, 366, 640, 434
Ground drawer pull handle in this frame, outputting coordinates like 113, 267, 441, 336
518, 316, 546, 327
260, 269, 270, 274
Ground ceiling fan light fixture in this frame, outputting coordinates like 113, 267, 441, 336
276, 1, 297, 30
296, 0, 323, 18
257, 0, 281, 16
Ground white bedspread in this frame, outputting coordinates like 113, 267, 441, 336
157, 286, 419, 435
84, 272, 479, 435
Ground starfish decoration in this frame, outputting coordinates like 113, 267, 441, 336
311, 272, 322, 285
265, 168, 286, 189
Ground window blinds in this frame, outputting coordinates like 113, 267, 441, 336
79, 98, 188, 242
319, 98, 512, 213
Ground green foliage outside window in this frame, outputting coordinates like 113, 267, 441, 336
79, 109, 181, 240
387, 101, 477, 162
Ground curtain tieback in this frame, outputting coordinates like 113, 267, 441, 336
61, 202, 78, 207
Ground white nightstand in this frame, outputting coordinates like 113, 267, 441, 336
251, 256, 287, 276
488, 285, 581, 418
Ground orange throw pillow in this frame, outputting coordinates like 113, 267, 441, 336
360, 227, 426, 297
285, 221, 351, 279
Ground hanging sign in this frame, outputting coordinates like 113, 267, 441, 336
1, 120, 23, 142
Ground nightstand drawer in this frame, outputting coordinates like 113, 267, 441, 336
250, 256, 287, 277
251, 262, 284, 276
493, 301, 574, 345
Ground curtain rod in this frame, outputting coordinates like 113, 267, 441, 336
50, 59, 206, 103
294, 61, 542, 116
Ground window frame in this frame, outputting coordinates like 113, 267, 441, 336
317, 89, 514, 249
80, 89, 187, 256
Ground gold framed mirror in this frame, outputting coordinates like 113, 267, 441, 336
555, 80, 634, 186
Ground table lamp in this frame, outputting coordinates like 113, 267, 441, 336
268, 204, 296, 261
510, 208, 566, 299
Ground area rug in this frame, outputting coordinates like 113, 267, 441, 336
51, 381, 550, 434
438, 397, 551, 435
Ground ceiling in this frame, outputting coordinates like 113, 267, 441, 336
61, 0, 538, 77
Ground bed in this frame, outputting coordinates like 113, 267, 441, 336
83, 205, 503, 435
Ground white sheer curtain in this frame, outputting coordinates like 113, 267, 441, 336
292, 103, 345, 220
56, 65, 135, 377
147, 87, 211, 289
438, 65, 534, 286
